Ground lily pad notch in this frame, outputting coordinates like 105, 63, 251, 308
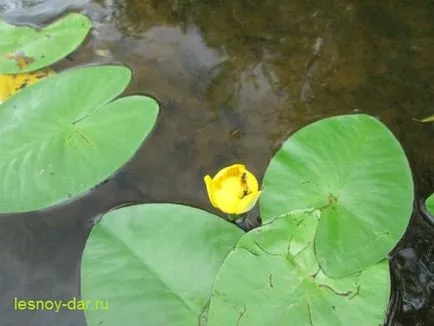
0, 65, 160, 213
259, 114, 414, 277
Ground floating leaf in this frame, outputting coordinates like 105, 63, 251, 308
0, 13, 91, 73
260, 114, 413, 277
0, 68, 55, 104
81, 203, 244, 326
413, 115, 434, 123
0, 65, 159, 213
207, 212, 390, 326
427, 193, 434, 216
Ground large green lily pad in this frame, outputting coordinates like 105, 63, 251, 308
81, 203, 244, 326
0, 65, 159, 213
427, 193, 434, 216
0, 13, 91, 73
207, 212, 390, 326
260, 114, 413, 277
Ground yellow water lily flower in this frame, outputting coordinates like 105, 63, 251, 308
204, 164, 262, 215
0, 68, 55, 104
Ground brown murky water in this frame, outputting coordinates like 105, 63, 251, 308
1, 0, 434, 325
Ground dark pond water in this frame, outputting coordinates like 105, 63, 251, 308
1, 0, 434, 325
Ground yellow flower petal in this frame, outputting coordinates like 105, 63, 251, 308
245, 169, 259, 192
204, 175, 217, 208
204, 163, 261, 215
0, 68, 55, 104
213, 164, 245, 182
0, 74, 12, 103
235, 191, 262, 214
212, 188, 239, 214
220, 176, 242, 197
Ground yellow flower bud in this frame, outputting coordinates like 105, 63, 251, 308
0, 68, 55, 104
204, 164, 262, 215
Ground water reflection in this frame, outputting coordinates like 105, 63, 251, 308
108, 0, 434, 188
0, 0, 434, 325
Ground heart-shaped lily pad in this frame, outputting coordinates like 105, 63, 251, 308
0, 65, 159, 213
427, 193, 434, 216
0, 13, 91, 73
81, 203, 244, 326
207, 212, 390, 326
260, 114, 413, 277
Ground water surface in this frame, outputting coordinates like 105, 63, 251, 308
1, 0, 434, 325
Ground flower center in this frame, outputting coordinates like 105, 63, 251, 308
220, 176, 243, 198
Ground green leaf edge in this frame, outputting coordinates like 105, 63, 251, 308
0, 13, 92, 73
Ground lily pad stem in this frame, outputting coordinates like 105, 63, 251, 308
227, 212, 249, 231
